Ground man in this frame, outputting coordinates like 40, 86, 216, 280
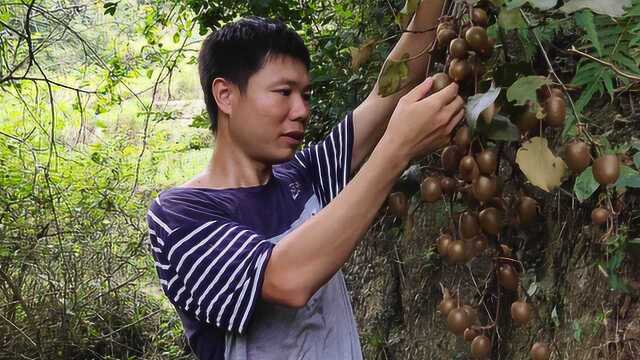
146, 2, 463, 359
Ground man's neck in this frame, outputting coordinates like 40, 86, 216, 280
183, 133, 272, 190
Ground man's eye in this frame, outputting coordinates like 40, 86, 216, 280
277, 89, 291, 96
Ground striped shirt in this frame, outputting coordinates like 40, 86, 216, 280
146, 112, 362, 360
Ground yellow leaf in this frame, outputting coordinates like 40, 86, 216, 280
378, 53, 410, 97
516, 137, 568, 191
349, 38, 377, 70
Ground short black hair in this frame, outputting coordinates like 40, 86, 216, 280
198, 16, 311, 133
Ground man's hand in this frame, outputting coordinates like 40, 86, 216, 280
382, 77, 465, 162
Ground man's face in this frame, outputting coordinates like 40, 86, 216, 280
228, 55, 311, 165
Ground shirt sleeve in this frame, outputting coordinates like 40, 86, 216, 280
293, 111, 354, 207
146, 202, 274, 334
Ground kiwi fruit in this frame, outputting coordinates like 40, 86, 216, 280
480, 102, 497, 125
432, 72, 452, 93
437, 28, 457, 48
516, 109, 540, 133
497, 264, 519, 291
450, 38, 469, 59
476, 149, 497, 175
530, 342, 551, 360
441, 177, 457, 194
447, 240, 467, 264
460, 212, 480, 239
591, 207, 609, 225
459, 155, 480, 183
447, 307, 471, 335
472, 175, 497, 202
510, 301, 532, 326
448, 59, 471, 82
421, 177, 442, 203
471, 335, 491, 359
464, 327, 479, 342
544, 96, 566, 127
438, 291, 457, 316
437, 233, 453, 256
478, 207, 502, 235
593, 154, 620, 185
538, 85, 564, 100
465, 26, 489, 53
471, 7, 489, 27
454, 126, 472, 150
388, 192, 408, 218
517, 196, 538, 225
473, 235, 489, 255
564, 141, 591, 175
442, 145, 462, 174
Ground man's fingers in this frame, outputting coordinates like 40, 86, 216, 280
402, 77, 434, 103
429, 82, 459, 105
445, 108, 465, 135
443, 96, 465, 117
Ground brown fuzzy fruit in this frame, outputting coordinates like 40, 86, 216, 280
498, 264, 519, 291
516, 110, 540, 133
449, 38, 469, 59
471, 8, 489, 27
471, 335, 492, 359
448, 59, 471, 82
432, 72, 452, 93
517, 196, 538, 225
564, 141, 591, 175
454, 126, 472, 150
421, 177, 442, 203
447, 308, 471, 335
544, 96, 566, 127
474, 235, 489, 255
478, 207, 502, 235
476, 149, 497, 175
447, 240, 467, 264
442, 145, 462, 174
511, 301, 532, 326
437, 28, 457, 48
441, 177, 457, 194
464, 327, 479, 342
472, 175, 497, 202
436, 233, 453, 256
538, 86, 564, 100
388, 192, 408, 218
530, 342, 551, 360
438, 292, 457, 316
593, 154, 620, 185
591, 207, 609, 225
460, 212, 480, 239
459, 155, 480, 183
465, 26, 489, 53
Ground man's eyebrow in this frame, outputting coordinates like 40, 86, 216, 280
271, 79, 312, 91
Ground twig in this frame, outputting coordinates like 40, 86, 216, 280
568, 46, 640, 82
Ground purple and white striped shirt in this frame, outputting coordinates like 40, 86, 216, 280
146, 112, 362, 360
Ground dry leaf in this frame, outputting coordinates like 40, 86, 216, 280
349, 38, 377, 70
516, 137, 568, 191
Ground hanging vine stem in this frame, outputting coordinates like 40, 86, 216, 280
518, 9, 597, 146
568, 46, 640, 82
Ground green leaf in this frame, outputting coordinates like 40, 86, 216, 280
614, 165, 640, 189
479, 114, 521, 141
575, 10, 603, 56
396, 0, 421, 29
464, 84, 501, 132
633, 152, 640, 168
173, 32, 180, 44
498, 9, 527, 30
506, 75, 551, 109
378, 54, 409, 97
506, 0, 558, 10
560, 0, 632, 17
574, 166, 599, 201
103, 2, 118, 16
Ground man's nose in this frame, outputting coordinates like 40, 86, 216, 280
290, 92, 310, 123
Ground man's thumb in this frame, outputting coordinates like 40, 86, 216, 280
403, 77, 433, 103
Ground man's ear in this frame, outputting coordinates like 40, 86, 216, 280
212, 78, 235, 117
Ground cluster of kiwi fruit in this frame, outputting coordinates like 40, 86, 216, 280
515, 85, 567, 133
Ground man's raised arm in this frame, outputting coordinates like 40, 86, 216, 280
351, 0, 446, 173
